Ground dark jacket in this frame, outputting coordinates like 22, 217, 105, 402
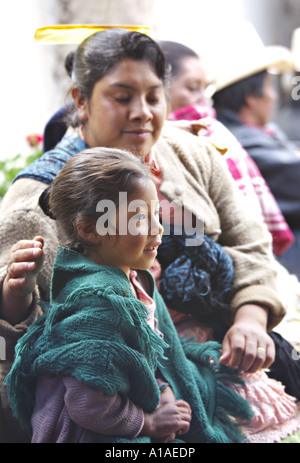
217, 108, 300, 278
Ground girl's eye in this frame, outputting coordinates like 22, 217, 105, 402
135, 213, 146, 221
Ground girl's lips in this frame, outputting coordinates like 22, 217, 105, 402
144, 241, 161, 252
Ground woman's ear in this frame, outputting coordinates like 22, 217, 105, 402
71, 86, 89, 122
76, 217, 100, 245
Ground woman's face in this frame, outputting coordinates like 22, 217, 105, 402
168, 56, 208, 112
74, 59, 167, 157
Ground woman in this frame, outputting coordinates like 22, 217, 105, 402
158, 40, 300, 400
0, 29, 285, 442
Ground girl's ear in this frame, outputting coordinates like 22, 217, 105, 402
71, 86, 89, 122
76, 217, 101, 245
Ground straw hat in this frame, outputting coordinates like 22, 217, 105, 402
210, 22, 294, 93
34, 24, 150, 44
291, 27, 300, 71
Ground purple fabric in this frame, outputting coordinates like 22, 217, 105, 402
31, 375, 144, 443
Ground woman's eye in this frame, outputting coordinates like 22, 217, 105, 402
115, 97, 130, 103
148, 91, 162, 104
113, 94, 131, 103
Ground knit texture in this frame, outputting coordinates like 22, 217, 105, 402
5, 247, 251, 443
158, 232, 234, 341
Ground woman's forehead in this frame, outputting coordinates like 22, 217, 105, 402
104, 59, 163, 83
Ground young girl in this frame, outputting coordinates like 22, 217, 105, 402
5, 148, 251, 444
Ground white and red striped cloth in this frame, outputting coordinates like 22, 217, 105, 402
168, 104, 295, 256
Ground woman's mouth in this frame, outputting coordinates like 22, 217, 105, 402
123, 129, 152, 138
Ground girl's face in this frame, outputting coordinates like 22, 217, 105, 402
168, 56, 208, 112
87, 178, 163, 277
74, 59, 167, 158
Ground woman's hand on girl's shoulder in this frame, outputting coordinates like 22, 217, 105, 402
1, 236, 44, 324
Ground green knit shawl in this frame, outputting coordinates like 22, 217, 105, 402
6, 247, 251, 443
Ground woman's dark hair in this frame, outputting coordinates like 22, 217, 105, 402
65, 29, 167, 127
159, 40, 199, 78
213, 70, 267, 113
44, 147, 152, 251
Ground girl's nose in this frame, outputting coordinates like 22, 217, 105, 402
150, 217, 164, 236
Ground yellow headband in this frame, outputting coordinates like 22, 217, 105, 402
34, 25, 150, 44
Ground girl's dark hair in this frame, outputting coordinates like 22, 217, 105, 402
213, 70, 267, 113
65, 29, 167, 127
46, 147, 152, 251
159, 40, 199, 78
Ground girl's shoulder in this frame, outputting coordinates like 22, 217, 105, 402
51, 247, 132, 301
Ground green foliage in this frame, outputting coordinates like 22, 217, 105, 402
0, 150, 42, 200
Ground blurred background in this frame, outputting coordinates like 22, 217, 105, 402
0, 0, 299, 159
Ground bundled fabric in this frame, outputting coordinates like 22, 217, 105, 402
5, 247, 251, 443
168, 103, 295, 256
158, 232, 233, 341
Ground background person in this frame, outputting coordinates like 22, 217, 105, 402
212, 34, 300, 281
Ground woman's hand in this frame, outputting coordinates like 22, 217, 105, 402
220, 304, 275, 373
1, 237, 44, 324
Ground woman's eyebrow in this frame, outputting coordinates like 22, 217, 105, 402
109, 82, 163, 90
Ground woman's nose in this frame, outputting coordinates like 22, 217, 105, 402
129, 97, 153, 121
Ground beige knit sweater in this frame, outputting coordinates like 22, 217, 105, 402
0, 126, 285, 441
